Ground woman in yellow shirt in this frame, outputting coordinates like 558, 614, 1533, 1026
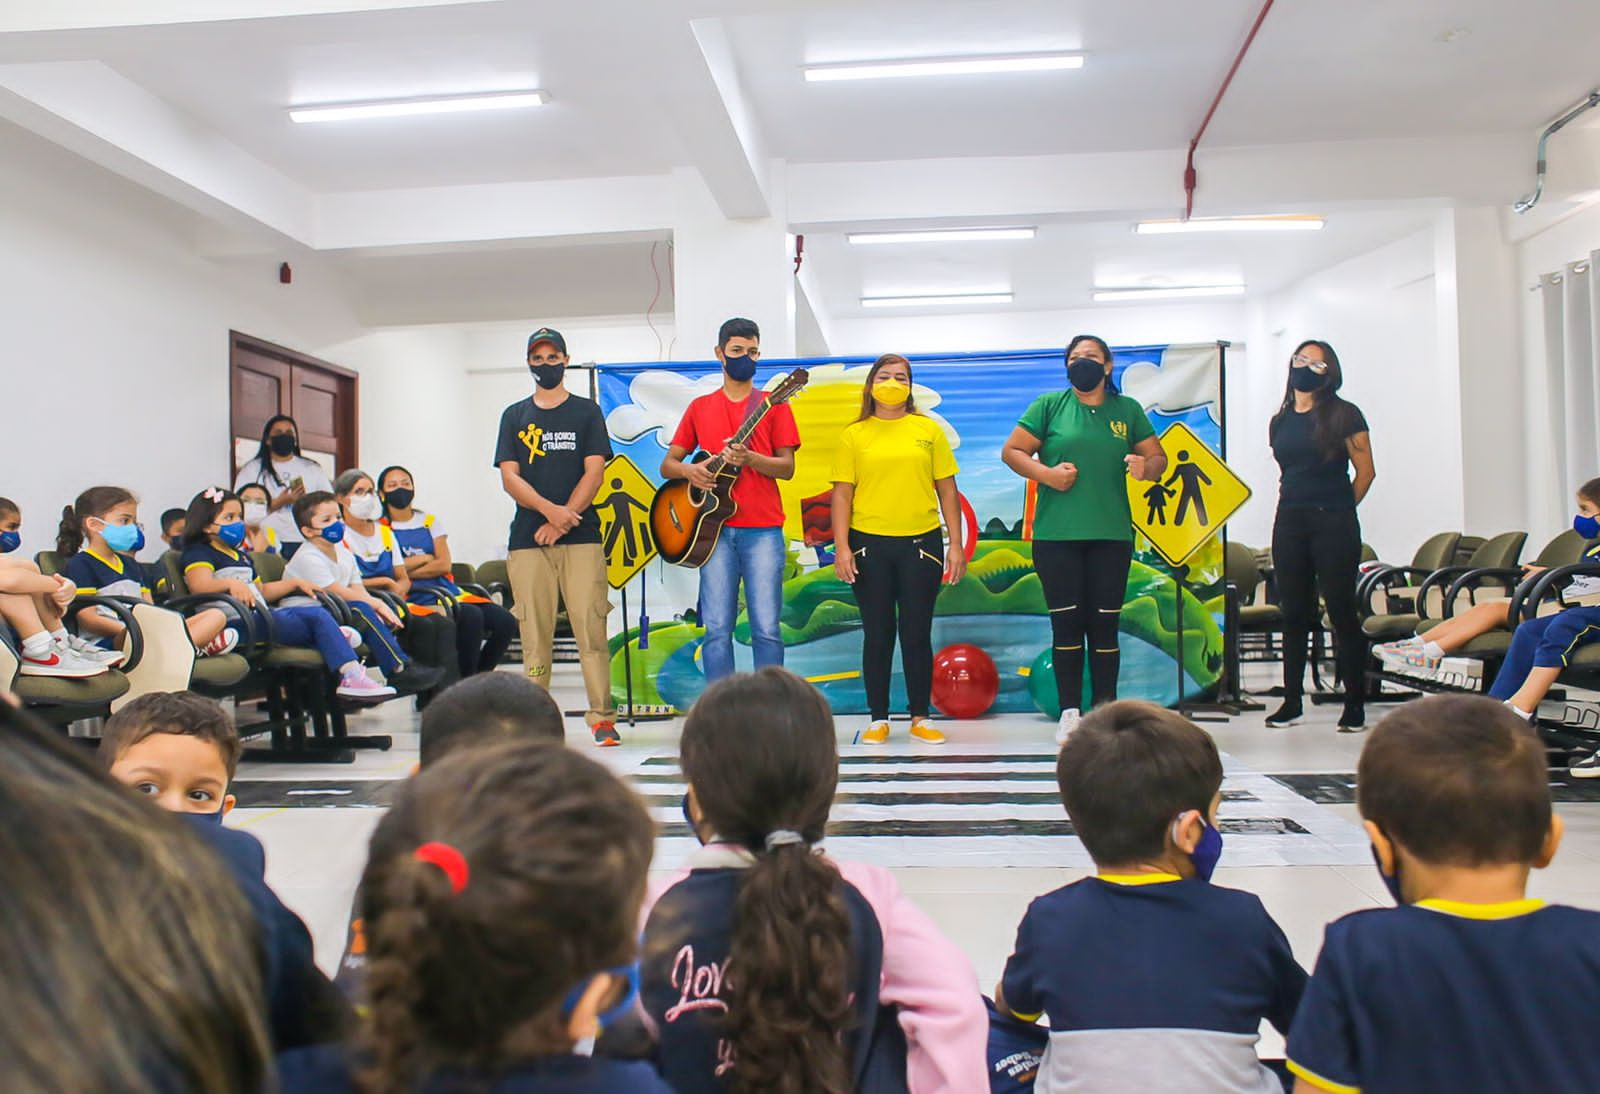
832, 354, 966, 744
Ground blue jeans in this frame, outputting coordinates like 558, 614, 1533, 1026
699, 525, 786, 682
1489, 607, 1600, 699
347, 601, 410, 676
267, 605, 359, 674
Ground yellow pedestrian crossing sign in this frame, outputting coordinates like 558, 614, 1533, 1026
597, 454, 658, 589
1128, 421, 1250, 568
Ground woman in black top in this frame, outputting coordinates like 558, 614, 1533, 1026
1266, 340, 1375, 731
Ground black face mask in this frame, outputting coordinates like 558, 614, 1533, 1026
1067, 357, 1107, 393
384, 487, 415, 511
268, 434, 296, 457
1290, 367, 1326, 392
530, 363, 566, 390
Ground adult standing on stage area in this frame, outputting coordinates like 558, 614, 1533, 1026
661, 317, 800, 683
832, 353, 965, 745
495, 328, 620, 747
1002, 335, 1167, 744
233, 415, 332, 560
1264, 340, 1375, 732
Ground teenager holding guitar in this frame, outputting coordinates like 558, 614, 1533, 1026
660, 318, 800, 683
832, 354, 965, 745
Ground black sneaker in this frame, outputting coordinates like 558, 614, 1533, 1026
1265, 702, 1303, 728
1570, 750, 1600, 779
1337, 704, 1367, 733
388, 665, 445, 695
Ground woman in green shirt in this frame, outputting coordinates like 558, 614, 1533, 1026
1002, 335, 1167, 742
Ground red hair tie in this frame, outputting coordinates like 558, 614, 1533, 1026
413, 841, 469, 894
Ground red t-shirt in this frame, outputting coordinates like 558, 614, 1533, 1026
670, 389, 801, 528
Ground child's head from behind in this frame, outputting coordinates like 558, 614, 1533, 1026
1057, 701, 1224, 875
1358, 695, 1558, 894
359, 739, 652, 1088
100, 691, 240, 817
678, 668, 853, 1094
183, 488, 243, 547
418, 672, 565, 766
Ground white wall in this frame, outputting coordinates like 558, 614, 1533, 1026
0, 121, 364, 559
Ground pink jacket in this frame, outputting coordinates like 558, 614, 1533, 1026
640, 845, 988, 1094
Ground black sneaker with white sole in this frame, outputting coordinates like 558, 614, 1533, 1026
1570, 750, 1600, 779
1265, 702, 1303, 728
1337, 704, 1367, 733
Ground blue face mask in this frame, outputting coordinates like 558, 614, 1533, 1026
0, 530, 19, 554
562, 963, 640, 1031
1371, 846, 1404, 904
100, 521, 142, 554
320, 521, 346, 545
723, 352, 758, 383
1185, 818, 1224, 882
1575, 513, 1599, 540
178, 807, 226, 829
216, 521, 248, 548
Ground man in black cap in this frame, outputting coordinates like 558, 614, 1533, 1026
495, 328, 620, 746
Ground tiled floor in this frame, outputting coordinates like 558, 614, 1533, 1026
229, 663, 1600, 1059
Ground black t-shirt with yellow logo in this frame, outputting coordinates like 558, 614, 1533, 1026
494, 393, 613, 549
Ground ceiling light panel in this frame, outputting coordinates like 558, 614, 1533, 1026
289, 91, 548, 124
805, 54, 1083, 82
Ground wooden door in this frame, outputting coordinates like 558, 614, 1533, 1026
229, 332, 359, 481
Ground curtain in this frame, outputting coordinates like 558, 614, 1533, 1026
1541, 249, 1600, 492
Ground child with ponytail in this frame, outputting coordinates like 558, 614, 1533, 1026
641, 667, 987, 1094
58, 486, 236, 658
276, 738, 667, 1093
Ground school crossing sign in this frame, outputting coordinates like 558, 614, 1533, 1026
1127, 421, 1251, 568
596, 454, 658, 589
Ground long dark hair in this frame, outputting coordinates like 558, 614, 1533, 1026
855, 353, 920, 422
358, 739, 653, 1093
56, 485, 136, 556
1269, 340, 1361, 461
247, 415, 300, 489
679, 668, 853, 1094
0, 701, 270, 1094
182, 487, 240, 547
1065, 334, 1118, 395
377, 465, 414, 515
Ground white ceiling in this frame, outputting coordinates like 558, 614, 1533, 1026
0, 0, 1596, 324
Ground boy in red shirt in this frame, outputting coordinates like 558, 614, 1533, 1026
661, 318, 800, 681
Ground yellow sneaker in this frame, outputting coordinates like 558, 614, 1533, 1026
861, 720, 891, 745
909, 717, 946, 744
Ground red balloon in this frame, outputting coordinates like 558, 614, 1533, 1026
930, 644, 999, 719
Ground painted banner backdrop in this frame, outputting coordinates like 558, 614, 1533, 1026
597, 343, 1231, 715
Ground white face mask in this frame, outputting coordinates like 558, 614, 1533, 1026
349, 494, 383, 521
242, 502, 268, 526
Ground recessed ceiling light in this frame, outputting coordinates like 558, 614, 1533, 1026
805, 53, 1083, 82
848, 227, 1037, 245
1134, 216, 1324, 235
861, 292, 1014, 308
288, 90, 548, 124
1092, 285, 1245, 302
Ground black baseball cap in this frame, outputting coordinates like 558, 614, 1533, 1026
527, 328, 567, 356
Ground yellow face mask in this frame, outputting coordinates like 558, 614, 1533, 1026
872, 378, 910, 407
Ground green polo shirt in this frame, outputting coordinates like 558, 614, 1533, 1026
1018, 390, 1156, 542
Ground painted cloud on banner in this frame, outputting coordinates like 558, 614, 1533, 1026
1120, 344, 1222, 424
605, 371, 725, 444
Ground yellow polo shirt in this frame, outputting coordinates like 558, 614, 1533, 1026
831, 414, 959, 537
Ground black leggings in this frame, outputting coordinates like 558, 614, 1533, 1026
1033, 539, 1134, 712
851, 528, 944, 720
453, 601, 518, 677
1272, 505, 1364, 704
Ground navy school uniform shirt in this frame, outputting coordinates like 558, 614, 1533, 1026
1000, 873, 1306, 1094
276, 1047, 673, 1093
63, 547, 150, 600
1287, 898, 1600, 1094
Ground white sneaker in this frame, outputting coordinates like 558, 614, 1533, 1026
1055, 708, 1081, 747
339, 626, 363, 650
59, 634, 126, 667
336, 669, 396, 701
22, 645, 109, 678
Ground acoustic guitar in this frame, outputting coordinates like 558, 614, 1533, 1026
650, 369, 810, 568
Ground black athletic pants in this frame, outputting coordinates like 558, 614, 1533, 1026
1272, 504, 1364, 705
452, 601, 518, 677
1033, 539, 1134, 712
851, 528, 944, 720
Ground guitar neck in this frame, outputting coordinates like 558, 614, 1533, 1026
707, 396, 772, 472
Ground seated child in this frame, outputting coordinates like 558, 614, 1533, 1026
1375, 477, 1600, 674
1287, 694, 1600, 1093
642, 667, 988, 1094
237, 484, 280, 555
0, 496, 110, 677
59, 485, 236, 658
282, 491, 440, 695
998, 700, 1306, 1094
99, 690, 350, 1050
158, 507, 187, 551
179, 487, 395, 700
277, 738, 670, 1093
